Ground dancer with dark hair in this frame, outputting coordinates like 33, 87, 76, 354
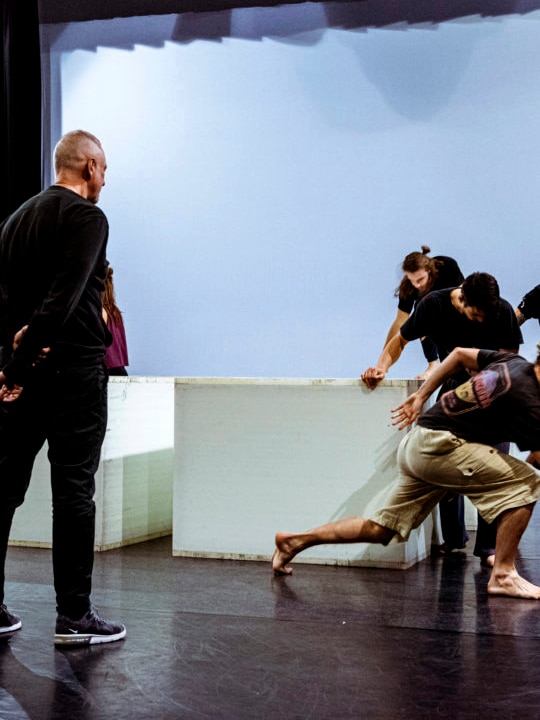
361, 272, 522, 566
379, 246, 464, 380
274, 345, 540, 602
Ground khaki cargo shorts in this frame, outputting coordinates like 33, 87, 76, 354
370, 425, 540, 542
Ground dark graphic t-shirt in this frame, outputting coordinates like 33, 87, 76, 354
418, 350, 540, 451
439, 362, 512, 415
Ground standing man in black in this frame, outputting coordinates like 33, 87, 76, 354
0, 130, 126, 645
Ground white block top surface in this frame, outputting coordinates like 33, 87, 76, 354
174, 377, 421, 388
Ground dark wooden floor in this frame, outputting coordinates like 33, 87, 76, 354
2, 518, 540, 720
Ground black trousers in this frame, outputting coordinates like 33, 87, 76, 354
0, 363, 107, 618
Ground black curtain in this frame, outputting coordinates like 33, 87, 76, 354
1, 0, 42, 222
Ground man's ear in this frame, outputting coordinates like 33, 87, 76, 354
82, 157, 95, 181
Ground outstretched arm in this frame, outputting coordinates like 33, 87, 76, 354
391, 347, 481, 430
361, 333, 409, 390
382, 309, 409, 348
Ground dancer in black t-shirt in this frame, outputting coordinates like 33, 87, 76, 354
373, 245, 464, 382
361, 272, 523, 566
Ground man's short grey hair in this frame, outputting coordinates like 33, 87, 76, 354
54, 130, 103, 174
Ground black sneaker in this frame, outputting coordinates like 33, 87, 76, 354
54, 607, 126, 646
0, 604, 21, 634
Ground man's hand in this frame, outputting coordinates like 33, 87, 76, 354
0, 372, 23, 403
515, 307, 527, 326
13, 325, 50, 365
361, 366, 386, 390
526, 451, 540, 470
416, 359, 439, 381
12, 326, 28, 350
361, 335, 408, 390
391, 393, 425, 430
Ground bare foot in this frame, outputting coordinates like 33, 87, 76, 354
481, 554, 495, 568
272, 532, 299, 576
488, 569, 540, 599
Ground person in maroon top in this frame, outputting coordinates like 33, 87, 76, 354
102, 265, 129, 376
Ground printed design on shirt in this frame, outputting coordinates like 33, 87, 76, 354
440, 363, 511, 416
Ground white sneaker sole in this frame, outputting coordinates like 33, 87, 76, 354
0, 620, 22, 634
54, 626, 126, 645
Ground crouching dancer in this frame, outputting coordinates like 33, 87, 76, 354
272, 344, 540, 599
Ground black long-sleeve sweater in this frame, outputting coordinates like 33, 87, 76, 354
0, 185, 111, 386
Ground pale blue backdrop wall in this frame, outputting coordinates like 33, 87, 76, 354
40, 2, 540, 378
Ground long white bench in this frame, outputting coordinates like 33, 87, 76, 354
173, 378, 440, 569
9, 376, 174, 551
9, 375, 448, 565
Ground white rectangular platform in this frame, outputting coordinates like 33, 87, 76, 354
173, 378, 436, 569
9, 376, 174, 551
